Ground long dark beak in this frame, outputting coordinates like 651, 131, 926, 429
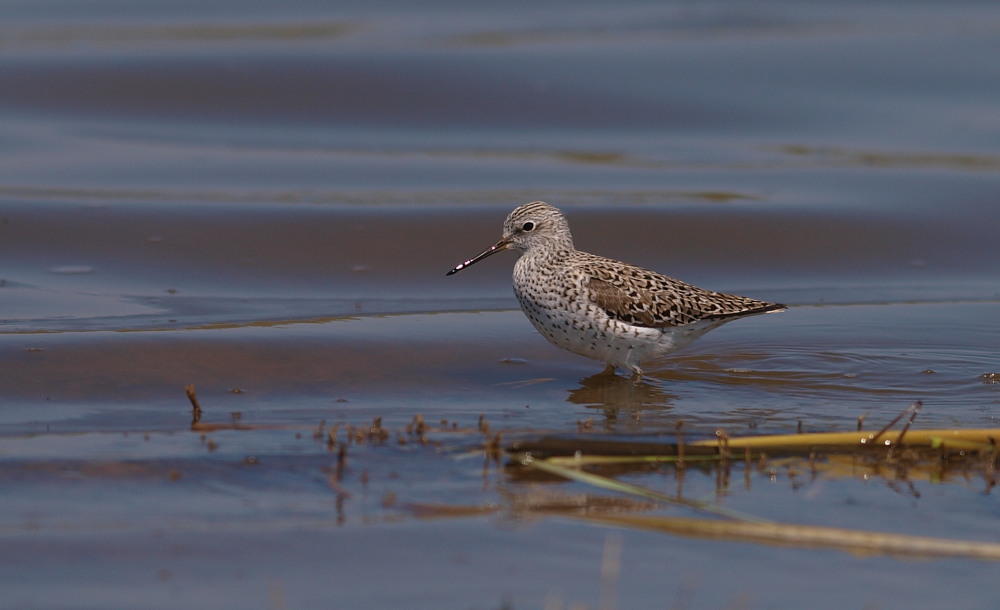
446, 238, 511, 275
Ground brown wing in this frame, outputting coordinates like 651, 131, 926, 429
587, 277, 659, 327
585, 260, 784, 328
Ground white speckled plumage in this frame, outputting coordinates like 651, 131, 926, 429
448, 201, 785, 376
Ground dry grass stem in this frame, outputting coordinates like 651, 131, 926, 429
580, 513, 1000, 561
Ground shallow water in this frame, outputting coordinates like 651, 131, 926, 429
2, 1, 1000, 608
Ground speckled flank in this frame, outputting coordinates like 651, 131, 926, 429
450, 201, 785, 376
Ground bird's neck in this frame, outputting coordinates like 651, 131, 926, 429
515, 245, 574, 273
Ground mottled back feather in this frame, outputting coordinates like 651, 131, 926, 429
583, 254, 784, 328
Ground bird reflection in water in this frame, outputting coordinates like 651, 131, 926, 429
566, 371, 678, 429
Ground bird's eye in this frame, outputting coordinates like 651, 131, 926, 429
521, 221, 535, 232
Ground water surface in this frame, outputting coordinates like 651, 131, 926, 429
2, 1, 1000, 608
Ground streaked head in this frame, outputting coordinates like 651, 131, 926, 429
446, 201, 574, 275
500, 201, 573, 253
